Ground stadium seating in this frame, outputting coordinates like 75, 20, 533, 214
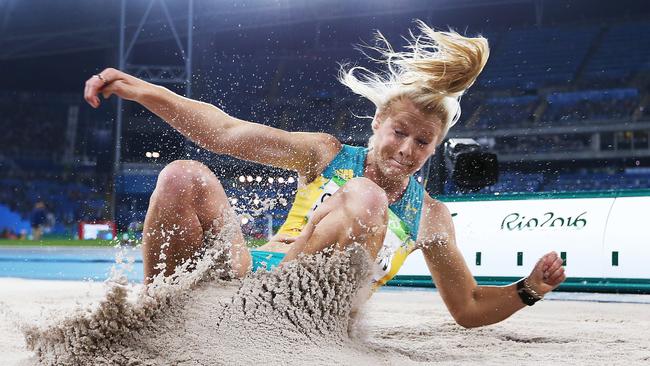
478, 26, 599, 89
494, 134, 591, 154
0, 178, 105, 237
448, 170, 650, 196
582, 22, 650, 83
0, 95, 68, 158
542, 171, 650, 192
543, 88, 639, 123
471, 95, 539, 129
482, 172, 545, 194
0, 204, 31, 237
224, 179, 297, 233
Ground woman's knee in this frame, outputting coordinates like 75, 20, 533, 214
153, 160, 221, 202
340, 177, 388, 221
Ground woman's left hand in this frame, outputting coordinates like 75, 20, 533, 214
527, 251, 567, 296
255, 234, 298, 253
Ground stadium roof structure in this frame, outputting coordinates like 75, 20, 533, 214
3, 0, 649, 61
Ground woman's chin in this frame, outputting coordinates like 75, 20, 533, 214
382, 165, 410, 179
389, 161, 413, 174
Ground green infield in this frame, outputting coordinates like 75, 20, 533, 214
247, 237, 268, 248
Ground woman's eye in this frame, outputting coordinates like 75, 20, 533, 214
394, 130, 405, 136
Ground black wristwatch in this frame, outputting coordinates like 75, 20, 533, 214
516, 278, 543, 306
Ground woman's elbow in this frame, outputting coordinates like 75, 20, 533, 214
454, 317, 481, 329
452, 313, 473, 329
451, 310, 484, 329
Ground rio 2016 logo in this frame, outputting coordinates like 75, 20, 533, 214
501, 211, 587, 231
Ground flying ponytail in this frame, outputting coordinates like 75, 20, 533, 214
339, 20, 489, 140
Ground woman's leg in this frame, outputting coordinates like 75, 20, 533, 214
283, 177, 388, 262
141, 160, 251, 283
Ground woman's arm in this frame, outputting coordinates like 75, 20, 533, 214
84, 68, 341, 178
417, 197, 566, 328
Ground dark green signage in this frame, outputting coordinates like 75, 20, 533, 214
501, 211, 587, 231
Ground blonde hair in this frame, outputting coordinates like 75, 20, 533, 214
338, 20, 489, 145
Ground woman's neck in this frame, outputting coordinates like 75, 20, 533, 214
364, 150, 410, 204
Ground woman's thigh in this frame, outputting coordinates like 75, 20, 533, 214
145, 160, 251, 278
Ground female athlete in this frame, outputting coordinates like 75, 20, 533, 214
84, 20, 566, 328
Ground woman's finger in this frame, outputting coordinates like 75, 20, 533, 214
84, 79, 97, 106
100, 68, 121, 85
102, 82, 117, 99
86, 76, 104, 108
538, 253, 554, 272
83, 82, 90, 105
547, 275, 565, 288
547, 267, 565, 285
100, 68, 114, 79
544, 257, 563, 275
545, 252, 559, 264
545, 258, 562, 274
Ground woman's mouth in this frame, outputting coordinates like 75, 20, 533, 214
391, 158, 412, 168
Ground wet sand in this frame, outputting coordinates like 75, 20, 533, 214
3, 276, 650, 365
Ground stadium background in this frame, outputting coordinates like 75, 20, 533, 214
1, 0, 649, 246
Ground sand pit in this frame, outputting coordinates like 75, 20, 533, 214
3, 280, 650, 365
2, 234, 650, 365
5, 234, 400, 365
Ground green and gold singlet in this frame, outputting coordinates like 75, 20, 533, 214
275, 144, 425, 287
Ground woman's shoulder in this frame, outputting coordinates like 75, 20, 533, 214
416, 194, 455, 247
420, 194, 454, 228
300, 133, 342, 183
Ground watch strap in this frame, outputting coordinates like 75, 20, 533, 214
516, 278, 542, 306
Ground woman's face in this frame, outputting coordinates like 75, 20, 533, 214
370, 98, 443, 179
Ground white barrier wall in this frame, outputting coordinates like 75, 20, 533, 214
398, 194, 650, 281
602, 196, 650, 278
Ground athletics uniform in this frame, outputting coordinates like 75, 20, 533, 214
250, 144, 425, 288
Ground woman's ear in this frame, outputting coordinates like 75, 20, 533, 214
372, 108, 386, 131
371, 118, 380, 131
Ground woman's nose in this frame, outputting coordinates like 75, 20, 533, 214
399, 139, 415, 158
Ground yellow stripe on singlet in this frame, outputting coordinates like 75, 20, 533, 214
374, 245, 413, 288
276, 176, 329, 237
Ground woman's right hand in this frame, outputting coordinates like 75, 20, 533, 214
84, 68, 148, 108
